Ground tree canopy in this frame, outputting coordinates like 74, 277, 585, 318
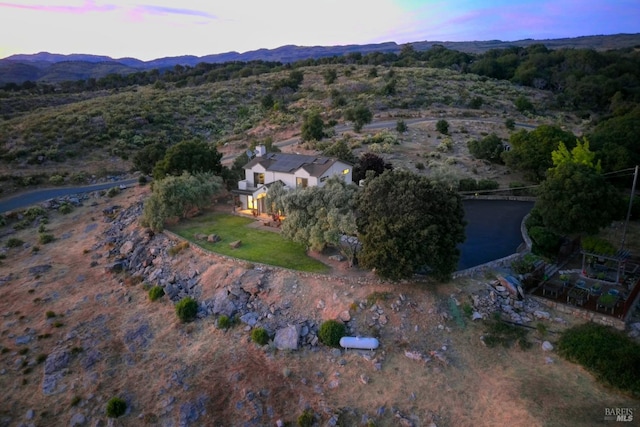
271, 177, 359, 263
467, 133, 504, 163
141, 172, 223, 231
301, 110, 325, 142
356, 169, 466, 281
502, 125, 576, 182
153, 139, 223, 180
352, 152, 392, 184
344, 105, 373, 132
534, 162, 623, 235
551, 137, 601, 172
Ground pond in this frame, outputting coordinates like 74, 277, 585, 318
457, 200, 534, 270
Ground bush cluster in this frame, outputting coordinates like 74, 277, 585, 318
457, 178, 499, 192
558, 322, 640, 395
175, 297, 198, 322
318, 320, 346, 347
106, 397, 127, 418
148, 285, 165, 302
251, 327, 269, 346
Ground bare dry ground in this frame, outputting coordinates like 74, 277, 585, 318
1, 184, 638, 427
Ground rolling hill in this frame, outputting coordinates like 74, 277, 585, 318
1, 33, 639, 85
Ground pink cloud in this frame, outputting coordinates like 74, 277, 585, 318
0, 1, 116, 14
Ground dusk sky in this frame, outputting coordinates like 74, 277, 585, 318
1, 0, 638, 61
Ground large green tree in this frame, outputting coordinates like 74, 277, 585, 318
301, 110, 325, 142
502, 125, 576, 182
352, 152, 392, 184
467, 133, 504, 163
274, 177, 359, 263
141, 172, 223, 231
535, 162, 623, 235
356, 169, 466, 281
153, 139, 223, 180
345, 105, 373, 132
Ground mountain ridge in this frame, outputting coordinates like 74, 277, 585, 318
1, 33, 639, 84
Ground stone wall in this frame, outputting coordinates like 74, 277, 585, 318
530, 295, 627, 330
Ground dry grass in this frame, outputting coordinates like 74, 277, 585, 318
1, 160, 638, 426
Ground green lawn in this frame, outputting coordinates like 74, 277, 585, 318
168, 213, 329, 273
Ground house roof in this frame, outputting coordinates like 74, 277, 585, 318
243, 153, 351, 178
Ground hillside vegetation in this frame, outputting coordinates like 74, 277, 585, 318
0, 41, 639, 197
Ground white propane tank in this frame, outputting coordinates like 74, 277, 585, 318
339, 336, 379, 350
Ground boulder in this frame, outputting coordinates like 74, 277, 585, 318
229, 240, 242, 249
120, 240, 134, 255
211, 290, 237, 317
274, 325, 299, 350
239, 270, 263, 295
541, 341, 554, 351
207, 234, 220, 243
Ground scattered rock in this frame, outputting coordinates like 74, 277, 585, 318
339, 310, 351, 322
472, 311, 483, 321
541, 341, 554, 352
274, 325, 299, 350
229, 240, 242, 249
534, 310, 550, 320
404, 351, 423, 361
70, 413, 86, 426
207, 234, 220, 243
28, 264, 52, 275
120, 240, 134, 255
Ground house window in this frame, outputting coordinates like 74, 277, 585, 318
320, 176, 328, 183
253, 172, 265, 185
296, 177, 308, 188
342, 168, 350, 175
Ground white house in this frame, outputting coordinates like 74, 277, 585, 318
233, 146, 353, 215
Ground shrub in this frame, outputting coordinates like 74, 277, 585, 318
436, 119, 449, 135
24, 206, 46, 221
458, 178, 477, 192
49, 175, 64, 185
175, 297, 198, 322
106, 186, 121, 198
251, 327, 269, 346
297, 409, 315, 427
6, 237, 24, 248
482, 314, 530, 349
396, 119, 407, 133
45, 310, 56, 319
148, 286, 165, 302
558, 323, 640, 395
505, 118, 516, 130
36, 354, 47, 364
415, 162, 425, 170
58, 203, 73, 214
168, 241, 189, 256
106, 397, 127, 418
217, 315, 231, 329
138, 175, 148, 185
39, 233, 55, 244
468, 96, 483, 109
318, 320, 346, 347
476, 179, 499, 191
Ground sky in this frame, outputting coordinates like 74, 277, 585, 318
0, 0, 638, 61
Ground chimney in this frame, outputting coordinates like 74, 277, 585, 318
255, 145, 267, 157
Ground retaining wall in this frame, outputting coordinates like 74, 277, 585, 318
530, 295, 627, 330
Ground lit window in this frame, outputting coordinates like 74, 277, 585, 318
296, 177, 308, 188
342, 169, 350, 175
253, 172, 265, 185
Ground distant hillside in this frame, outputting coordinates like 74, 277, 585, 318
1, 33, 639, 85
